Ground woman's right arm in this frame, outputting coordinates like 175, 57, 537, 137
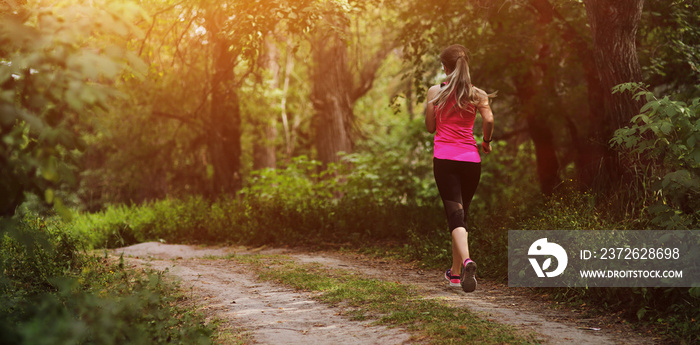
476, 96, 494, 154
424, 85, 440, 133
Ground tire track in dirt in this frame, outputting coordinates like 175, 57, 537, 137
113, 243, 655, 345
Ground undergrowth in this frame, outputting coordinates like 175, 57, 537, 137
0, 216, 213, 345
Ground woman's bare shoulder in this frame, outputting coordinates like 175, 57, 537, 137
427, 84, 441, 98
428, 84, 442, 93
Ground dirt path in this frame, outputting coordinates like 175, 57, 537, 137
112, 243, 655, 345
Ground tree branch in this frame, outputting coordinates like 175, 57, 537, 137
151, 111, 204, 130
350, 45, 393, 103
137, 1, 186, 57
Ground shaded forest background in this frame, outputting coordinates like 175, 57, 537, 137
1, 0, 700, 343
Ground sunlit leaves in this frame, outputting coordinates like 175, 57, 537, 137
0, 0, 146, 216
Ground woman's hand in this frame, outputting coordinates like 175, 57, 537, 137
481, 141, 492, 154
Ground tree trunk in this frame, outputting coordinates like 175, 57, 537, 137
281, 39, 295, 160
252, 123, 277, 170
527, 115, 560, 195
310, 12, 393, 166
207, 10, 242, 195
527, 0, 643, 190
583, 0, 645, 188
253, 39, 278, 170
311, 23, 354, 165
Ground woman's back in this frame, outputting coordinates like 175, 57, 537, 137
434, 93, 480, 163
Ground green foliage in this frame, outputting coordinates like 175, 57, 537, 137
70, 196, 220, 248
0, 215, 213, 345
475, 141, 540, 214
71, 184, 443, 251
0, 0, 145, 217
70, 143, 444, 249
544, 285, 700, 344
9, 266, 212, 345
241, 156, 337, 201
611, 83, 700, 229
77, 0, 326, 207
339, 120, 437, 207
639, 0, 700, 96
519, 186, 629, 231
0, 216, 80, 296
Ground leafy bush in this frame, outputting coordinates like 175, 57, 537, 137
611, 83, 700, 229
0, 216, 213, 345
0, 216, 80, 296
6, 264, 212, 345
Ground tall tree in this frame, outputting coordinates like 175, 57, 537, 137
310, 1, 394, 165
582, 0, 645, 188
310, 15, 354, 165
205, 6, 242, 193
194, 0, 321, 193
490, 3, 562, 195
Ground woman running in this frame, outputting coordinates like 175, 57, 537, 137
424, 44, 495, 293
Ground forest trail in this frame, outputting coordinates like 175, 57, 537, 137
112, 243, 655, 345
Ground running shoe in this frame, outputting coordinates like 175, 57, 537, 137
460, 258, 477, 293
444, 268, 461, 287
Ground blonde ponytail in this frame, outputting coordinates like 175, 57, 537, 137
431, 45, 494, 110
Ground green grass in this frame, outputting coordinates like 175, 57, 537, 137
229, 254, 539, 345
210, 324, 252, 345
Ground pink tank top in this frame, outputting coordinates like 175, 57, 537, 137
433, 88, 480, 163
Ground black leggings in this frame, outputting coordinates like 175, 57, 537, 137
433, 158, 481, 232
